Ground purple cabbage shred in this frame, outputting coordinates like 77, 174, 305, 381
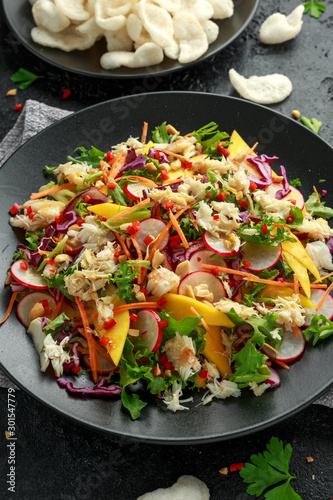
56, 210, 79, 232
275, 165, 291, 200
57, 377, 122, 396
148, 148, 169, 164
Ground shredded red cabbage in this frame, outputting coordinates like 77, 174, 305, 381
148, 148, 169, 164
56, 210, 79, 232
326, 237, 333, 254
57, 377, 122, 396
64, 189, 107, 214
246, 154, 278, 189
275, 165, 291, 199
119, 152, 146, 173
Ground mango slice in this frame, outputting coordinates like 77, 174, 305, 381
282, 250, 311, 298
260, 284, 315, 308
282, 234, 321, 281
228, 130, 256, 159
88, 203, 128, 219
203, 325, 231, 377
162, 293, 234, 327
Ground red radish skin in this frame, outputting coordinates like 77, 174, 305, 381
16, 291, 57, 327
11, 259, 48, 290
303, 289, 333, 326
124, 182, 152, 201
189, 249, 226, 273
135, 218, 169, 253
83, 352, 116, 374
262, 327, 305, 363
203, 231, 239, 257
178, 271, 226, 302
136, 309, 163, 353
265, 184, 304, 210
242, 243, 282, 272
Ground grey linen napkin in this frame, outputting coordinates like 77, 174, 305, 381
0, 100, 332, 409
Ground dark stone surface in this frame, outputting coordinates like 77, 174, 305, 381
0, 1, 333, 499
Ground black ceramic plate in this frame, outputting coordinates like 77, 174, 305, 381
2, 0, 259, 78
1, 92, 333, 444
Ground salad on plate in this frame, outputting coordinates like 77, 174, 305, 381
2, 121, 333, 420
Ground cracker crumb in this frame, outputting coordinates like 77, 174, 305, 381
306, 456, 314, 463
7, 89, 17, 96
219, 467, 228, 475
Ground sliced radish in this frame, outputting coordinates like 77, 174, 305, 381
242, 242, 281, 272
134, 218, 169, 253
189, 249, 226, 273
265, 184, 304, 210
203, 231, 239, 257
124, 181, 154, 201
11, 259, 48, 290
16, 291, 57, 327
136, 309, 163, 353
178, 271, 226, 302
303, 289, 333, 326
83, 352, 116, 374
262, 327, 305, 363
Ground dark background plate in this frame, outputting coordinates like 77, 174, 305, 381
2, 0, 259, 78
1, 91, 333, 444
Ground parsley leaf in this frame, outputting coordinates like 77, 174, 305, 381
230, 341, 271, 387
43, 313, 72, 339
289, 178, 302, 188
239, 437, 300, 499
305, 192, 333, 219
300, 116, 323, 134
110, 262, 139, 302
302, 1, 326, 18
193, 122, 229, 153
303, 314, 333, 345
238, 218, 294, 248
10, 68, 44, 89
68, 146, 106, 168
151, 122, 173, 144
180, 213, 204, 241
119, 339, 151, 419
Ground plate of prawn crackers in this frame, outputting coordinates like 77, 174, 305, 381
3, 0, 259, 77
1, 92, 333, 443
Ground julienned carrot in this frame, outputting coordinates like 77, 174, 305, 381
190, 306, 228, 356
141, 121, 148, 143
79, 328, 113, 363
245, 142, 258, 155
169, 210, 189, 249
113, 302, 159, 313
30, 183, 76, 200
108, 152, 126, 179
189, 210, 199, 231
160, 149, 187, 161
263, 342, 282, 357
112, 198, 151, 221
201, 263, 328, 289
78, 328, 102, 373
313, 271, 333, 283
148, 203, 193, 260
119, 175, 157, 188
53, 293, 64, 319
274, 359, 290, 371
0, 292, 18, 325
316, 281, 333, 312
75, 297, 98, 382
114, 232, 131, 259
